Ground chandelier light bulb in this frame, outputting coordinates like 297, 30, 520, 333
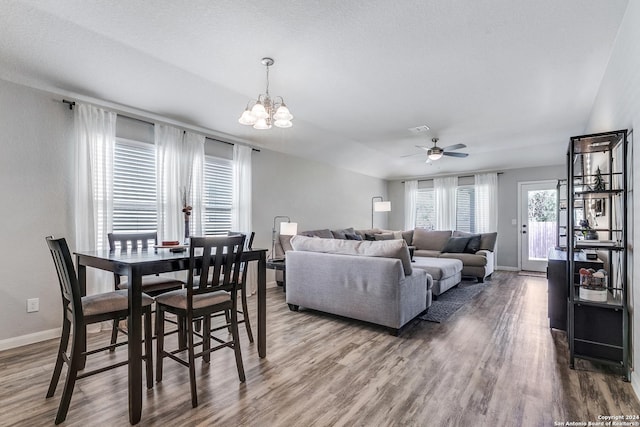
253, 118, 271, 130
251, 102, 268, 119
238, 109, 257, 125
273, 104, 293, 121
274, 119, 292, 128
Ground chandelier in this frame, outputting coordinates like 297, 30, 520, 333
238, 57, 293, 130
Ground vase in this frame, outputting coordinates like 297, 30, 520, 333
184, 218, 190, 244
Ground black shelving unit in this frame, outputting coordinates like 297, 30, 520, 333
567, 129, 628, 380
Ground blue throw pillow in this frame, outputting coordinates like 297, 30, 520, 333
442, 237, 470, 253
465, 234, 482, 253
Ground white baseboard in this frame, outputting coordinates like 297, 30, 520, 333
496, 266, 520, 272
632, 371, 640, 405
0, 328, 61, 352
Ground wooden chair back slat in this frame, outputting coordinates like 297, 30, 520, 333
107, 232, 158, 251
187, 235, 245, 303
46, 236, 83, 321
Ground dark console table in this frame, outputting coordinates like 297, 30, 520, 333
267, 258, 286, 292
547, 248, 603, 331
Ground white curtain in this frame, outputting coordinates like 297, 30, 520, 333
475, 172, 498, 233
404, 180, 418, 230
434, 176, 457, 230
73, 103, 116, 296
155, 125, 204, 242
232, 144, 256, 293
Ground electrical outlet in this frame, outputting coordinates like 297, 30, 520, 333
27, 298, 39, 313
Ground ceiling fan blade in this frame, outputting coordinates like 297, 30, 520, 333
442, 143, 467, 151
400, 152, 423, 158
443, 152, 469, 158
415, 145, 431, 152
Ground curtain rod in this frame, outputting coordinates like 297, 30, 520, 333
61, 98, 260, 152
401, 172, 503, 183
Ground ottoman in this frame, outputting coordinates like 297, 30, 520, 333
412, 257, 463, 296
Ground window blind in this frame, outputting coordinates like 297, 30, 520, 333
456, 186, 476, 232
203, 156, 233, 235
415, 188, 436, 230
113, 138, 157, 233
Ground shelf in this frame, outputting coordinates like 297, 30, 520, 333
567, 130, 628, 379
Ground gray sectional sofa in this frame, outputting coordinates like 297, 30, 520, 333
285, 235, 432, 334
275, 227, 497, 284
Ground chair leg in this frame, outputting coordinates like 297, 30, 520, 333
47, 316, 71, 398
202, 315, 211, 363
177, 314, 187, 351
241, 287, 254, 343
55, 322, 83, 425
144, 307, 153, 389
78, 325, 87, 370
155, 305, 165, 383
187, 314, 198, 408
230, 308, 246, 382
109, 317, 120, 351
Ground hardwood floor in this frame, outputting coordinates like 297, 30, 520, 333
2, 271, 639, 426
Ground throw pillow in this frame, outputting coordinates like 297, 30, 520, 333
411, 228, 453, 251
345, 233, 363, 241
442, 237, 470, 253
464, 234, 482, 253
331, 227, 355, 239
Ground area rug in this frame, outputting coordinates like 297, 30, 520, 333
419, 280, 490, 323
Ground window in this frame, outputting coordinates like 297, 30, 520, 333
415, 184, 478, 232
203, 156, 233, 235
415, 188, 436, 230
113, 138, 157, 233
456, 185, 476, 233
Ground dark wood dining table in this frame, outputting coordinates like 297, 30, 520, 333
74, 246, 268, 425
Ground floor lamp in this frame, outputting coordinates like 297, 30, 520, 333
371, 196, 391, 228
271, 216, 298, 260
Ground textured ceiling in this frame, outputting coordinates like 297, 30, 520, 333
0, 0, 630, 179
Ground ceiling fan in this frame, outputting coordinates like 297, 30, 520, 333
415, 138, 469, 163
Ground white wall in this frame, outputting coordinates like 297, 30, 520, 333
0, 79, 73, 348
252, 148, 389, 265
387, 164, 565, 269
584, 0, 640, 397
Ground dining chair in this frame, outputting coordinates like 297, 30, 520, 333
107, 232, 184, 345
227, 231, 255, 342
45, 236, 154, 425
155, 234, 246, 408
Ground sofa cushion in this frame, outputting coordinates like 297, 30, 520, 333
299, 229, 334, 239
279, 234, 294, 253
412, 257, 463, 280
345, 233, 363, 241
412, 229, 452, 251
374, 233, 395, 241
439, 252, 488, 267
290, 235, 413, 276
479, 232, 498, 251
331, 227, 355, 239
414, 249, 443, 258
401, 230, 414, 245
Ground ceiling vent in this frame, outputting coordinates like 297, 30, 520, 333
408, 125, 430, 134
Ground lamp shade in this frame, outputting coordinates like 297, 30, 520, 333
280, 222, 298, 235
373, 201, 391, 212
428, 152, 443, 161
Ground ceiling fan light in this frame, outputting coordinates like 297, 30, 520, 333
428, 152, 443, 161
251, 101, 268, 119
253, 118, 271, 130
273, 105, 293, 121
238, 109, 256, 125
274, 119, 292, 128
